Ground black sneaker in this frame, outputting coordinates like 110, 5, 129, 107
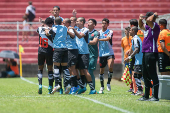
138, 96, 149, 101
131, 92, 136, 95
148, 97, 159, 101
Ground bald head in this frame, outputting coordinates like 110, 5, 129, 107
55, 17, 62, 25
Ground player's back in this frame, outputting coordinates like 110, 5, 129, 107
52, 25, 67, 49
137, 30, 144, 42
37, 27, 53, 54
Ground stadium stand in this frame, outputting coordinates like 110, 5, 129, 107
0, 0, 169, 64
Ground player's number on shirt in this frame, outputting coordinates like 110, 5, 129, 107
40, 37, 48, 48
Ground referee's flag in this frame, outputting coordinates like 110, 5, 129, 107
121, 65, 132, 86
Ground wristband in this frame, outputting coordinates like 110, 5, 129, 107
128, 56, 132, 59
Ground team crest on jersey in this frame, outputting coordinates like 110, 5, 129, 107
167, 33, 170, 36
91, 34, 94, 37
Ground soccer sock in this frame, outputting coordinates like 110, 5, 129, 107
130, 78, 133, 89
53, 65, 61, 87
99, 74, 104, 87
88, 81, 95, 90
81, 75, 86, 86
62, 66, 71, 87
107, 71, 113, 84
135, 78, 142, 91
77, 78, 84, 88
37, 70, 43, 85
48, 71, 53, 87
71, 75, 78, 87
88, 69, 95, 88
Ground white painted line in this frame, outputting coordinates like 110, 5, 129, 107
20, 77, 133, 113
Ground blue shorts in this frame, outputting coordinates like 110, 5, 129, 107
7, 71, 15, 77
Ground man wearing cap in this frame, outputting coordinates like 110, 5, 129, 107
138, 12, 160, 101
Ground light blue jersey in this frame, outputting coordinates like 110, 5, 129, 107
132, 35, 143, 65
76, 27, 89, 54
66, 28, 78, 49
98, 29, 114, 57
51, 25, 67, 49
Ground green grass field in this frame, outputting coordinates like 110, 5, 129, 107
0, 77, 170, 113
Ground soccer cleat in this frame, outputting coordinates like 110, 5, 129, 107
70, 87, 78, 94
59, 88, 63, 94
65, 84, 71, 94
135, 90, 144, 96
77, 87, 86, 94
99, 87, 104, 94
131, 92, 136, 95
48, 86, 53, 94
148, 97, 159, 101
89, 90, 98, 94
38, 85, 42, 94
107, 84, 111, 91
138, 96, 149, 101
127, 89, 133, 92
51, 85, 60, 94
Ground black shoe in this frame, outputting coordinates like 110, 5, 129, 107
131, 92, 136, 95
138, 96, 149, 101
148, 97, 159, 101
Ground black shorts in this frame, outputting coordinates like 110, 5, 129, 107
53, 48, 68, 63
158, 52, 170, 72
28, 11, 35, 25
76, 54, 89, 69
129, 57, 135, 71
68, 49, 78, 67
134, 65, 142, 74
38, 53, 53, 66
99, 55, 115, 68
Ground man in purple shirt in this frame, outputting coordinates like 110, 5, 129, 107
138, 12, 160, 101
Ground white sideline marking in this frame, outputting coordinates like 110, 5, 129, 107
20, 77, 133, 113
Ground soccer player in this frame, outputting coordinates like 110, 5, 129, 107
63, 18, 79, 94
39, 6, 63, 23
88, 19, 99, 88
128, 19, 144, 95
157, 19, 170, 75
69, 17, 97, 94
49, 6, 64, 21
138, 12, 160, 101
98, 18, 114, 93
36, 17, 54, 94
46, 17, 70, 94
124, 26, 143, 96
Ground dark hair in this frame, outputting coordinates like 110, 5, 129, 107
129, 19, 138, 27
53, 6, 60, 10
65, 18, 71, 25
28, 1, 32, 5
159, 19, 167, 26
131, 26, 138, 33
78, 17, 86, 24
125, 26, 131, 31
55, 17, 62, 25
102, 18, 109, 24
88, 19, 97, 26
45, 17, 54, 25
71, 16, 77, 22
